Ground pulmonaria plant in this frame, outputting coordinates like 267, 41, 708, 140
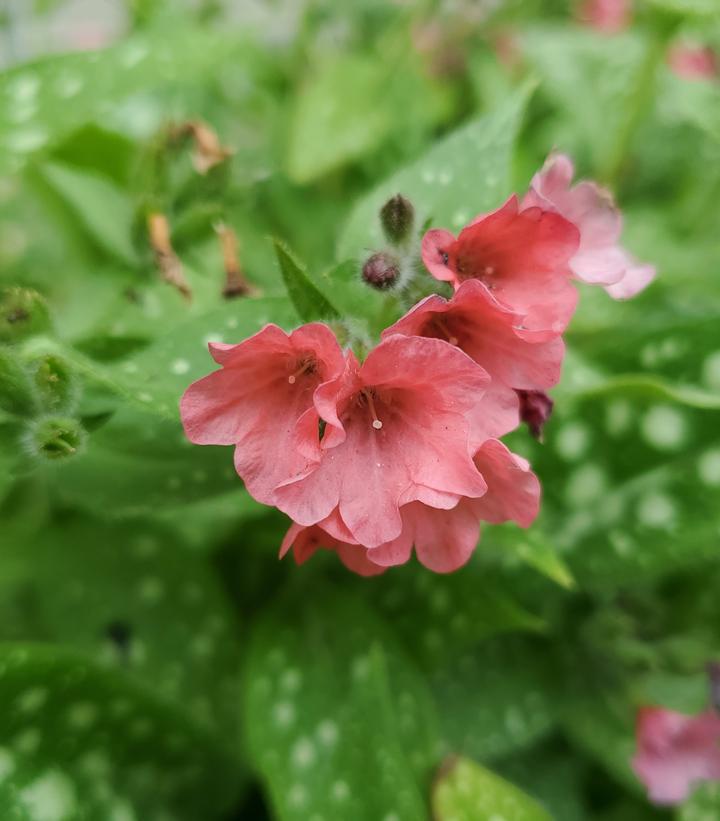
181, 153, 654, 575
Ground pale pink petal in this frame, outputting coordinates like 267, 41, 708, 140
632, 707, 720, 806
526, 152, 655, 298
604, 261, 656, 299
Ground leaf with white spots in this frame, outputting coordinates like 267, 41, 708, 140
2, 515, 243, 746
62, 296, 299, 420
370, 564, 544, 671
337, 84, 533, 261
530, 391, 720, 587
0, 643, 240, 820
432, 756, 552, 821
432, 637, 557, 762
0, 27, 251, 176
243, 591, 439, 821
42, 406, 251, 515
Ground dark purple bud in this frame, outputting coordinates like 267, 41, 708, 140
380, 194, 415, 246
362, 252, 401, 291
516, 389, 554, 441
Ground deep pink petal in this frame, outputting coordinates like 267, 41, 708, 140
279, 520, 384, 576
384, 280, 565, 391
467, 382, 521, 450
180, 322, 345, 506
366, 525, 414, 568
468, 439, 541, 526
421, 229, 458, 284
408, 501, 481, 573
274, 335, 490, 547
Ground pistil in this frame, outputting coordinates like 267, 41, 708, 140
363, 390, 383, 430
288, 359, 314, 384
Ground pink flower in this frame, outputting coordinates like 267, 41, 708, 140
579, 0, 632, 33
421, 196, 580, 333
273, 334, 493, 548
524, 153, 655, 299
281, 439, 540, 574
180, 323, 345, 505
280, 519, 385, 577
368, 439, 540, 572
632, 707, 720, 805
383, 279, 565, 392
668, 43, 719, 81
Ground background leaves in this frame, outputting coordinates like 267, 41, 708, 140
1, 1, 720, 819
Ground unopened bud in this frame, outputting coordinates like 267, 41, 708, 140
516, 389, 554, 441
25, 416, 86, 462
28, 353, 78, 414
0, 287, 51, 343
0, 346, 37, 416
362, 252, 401, 291
380, 194, 415, 246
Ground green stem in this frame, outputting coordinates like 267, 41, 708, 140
602, 24, 679, 186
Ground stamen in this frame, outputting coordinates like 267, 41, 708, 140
433, 316, 459, 347
364, 390, 383, 430
288, 360, 313, 384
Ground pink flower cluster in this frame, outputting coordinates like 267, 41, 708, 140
181, 153, 654, 575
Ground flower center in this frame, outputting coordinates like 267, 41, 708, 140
287, 357, 316, 384
430, 315, 459, 346
360, 388, 383, 430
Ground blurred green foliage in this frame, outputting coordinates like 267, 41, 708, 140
1, 0, 720, 819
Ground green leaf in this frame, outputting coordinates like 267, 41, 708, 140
0, 642, 240, 819
485, 526, 576, 590
243, 590, 438, 821
39, 162, 138, 266
41, 407, 250, 515
560, 694, 638, 793
533, 394, 720, 588
0, 26, 249, 175
521, 27, 646, 171
273, 240, 340, 323
51, 296, 299, 420
338, 84, 533, 261
433, 637, 557, 762
286, 54, 394, 184
371, 564, 544, 672
3, 515, 243, 743
679, 782, 720, 820
643, 0, 720, 17
432, 756, 552, 821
